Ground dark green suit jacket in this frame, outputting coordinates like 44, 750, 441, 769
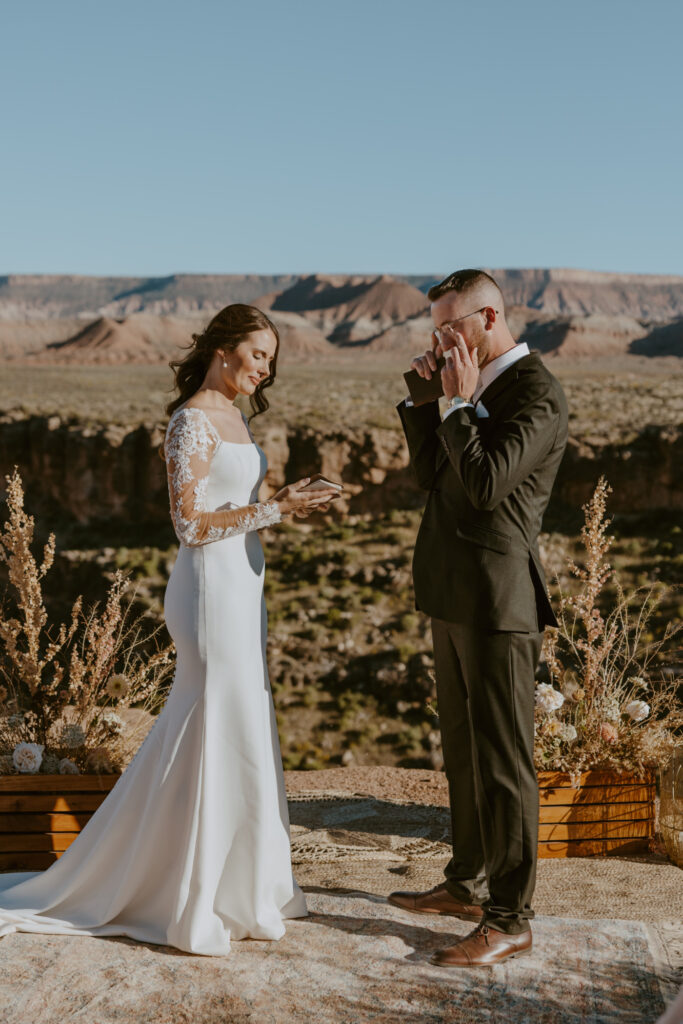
397, 350, 568, 632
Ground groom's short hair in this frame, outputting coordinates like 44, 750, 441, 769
427, 269, 504, 310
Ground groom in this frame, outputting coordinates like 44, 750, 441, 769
389, 269, 568, 966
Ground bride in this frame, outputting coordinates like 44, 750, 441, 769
0, 303, 339, 955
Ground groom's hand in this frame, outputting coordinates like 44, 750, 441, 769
441, 333, 479, 401
410, 330, 443, 380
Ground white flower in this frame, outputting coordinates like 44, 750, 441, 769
598, 695, 621, 723
638, 723, 669, 760
627, 676, 648, 690
60, 723, 86, 748
535, 684, 565, 714
100, 710, 124, 735
625, 700, 650, 723
106, 674, 130, 699
13, 742, 44, 773
58, 757, 80, 775
558, 723, 578, 743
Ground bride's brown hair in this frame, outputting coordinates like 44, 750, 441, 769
165, 303, 280, 421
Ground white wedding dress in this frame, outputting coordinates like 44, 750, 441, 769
0, 404, 307, 955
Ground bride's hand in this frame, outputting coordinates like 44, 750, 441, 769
293, 501, 332, 519
272, 479, 340, 517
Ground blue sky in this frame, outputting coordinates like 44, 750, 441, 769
2, 0, 682, 276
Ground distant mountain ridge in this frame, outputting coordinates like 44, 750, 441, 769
260, 274, 426, 319
1, 269, 682, 363
11, 310, 334, 364
3, 268, 683, 321
0, 274, 298, 320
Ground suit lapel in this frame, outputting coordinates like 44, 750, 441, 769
476, 352, 540, 413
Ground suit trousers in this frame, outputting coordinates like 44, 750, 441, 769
431, 617, 544, 934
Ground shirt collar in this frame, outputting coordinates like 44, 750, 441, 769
473, 342, 530, 404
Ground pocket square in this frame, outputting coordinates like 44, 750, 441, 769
475, 401, 489, 418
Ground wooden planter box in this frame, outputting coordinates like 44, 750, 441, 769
0, 768, 657, 870
537, 769, 655, 858
0, 774, 120, 871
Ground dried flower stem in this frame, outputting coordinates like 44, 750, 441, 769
0, 469, 176, 773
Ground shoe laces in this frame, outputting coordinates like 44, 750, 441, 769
473, 922, 490, 946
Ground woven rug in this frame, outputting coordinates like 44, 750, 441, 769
0, 791, 679, 1022
287, 790, 682, 1014
0, 893, 670, 1024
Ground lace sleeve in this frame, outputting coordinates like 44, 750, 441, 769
164, 407, 282, 547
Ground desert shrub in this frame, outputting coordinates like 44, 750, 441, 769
400, 613, 420, 633
538, 477, 682, 776
324, 606, 344, 628
0, 469, 175, 775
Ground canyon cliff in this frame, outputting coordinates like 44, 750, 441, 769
1, 414, 680, 540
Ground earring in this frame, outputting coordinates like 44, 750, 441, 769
223, 360, 228, 368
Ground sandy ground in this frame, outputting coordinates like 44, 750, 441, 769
285, 765, 451, 805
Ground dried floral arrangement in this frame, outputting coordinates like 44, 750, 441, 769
536, 476, 682, 777
0, 469, 176, 775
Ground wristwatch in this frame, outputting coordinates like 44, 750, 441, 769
446, 395, 470, 410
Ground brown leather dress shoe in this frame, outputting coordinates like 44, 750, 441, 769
431, 922, 532, 967
387, 884, 485, 921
